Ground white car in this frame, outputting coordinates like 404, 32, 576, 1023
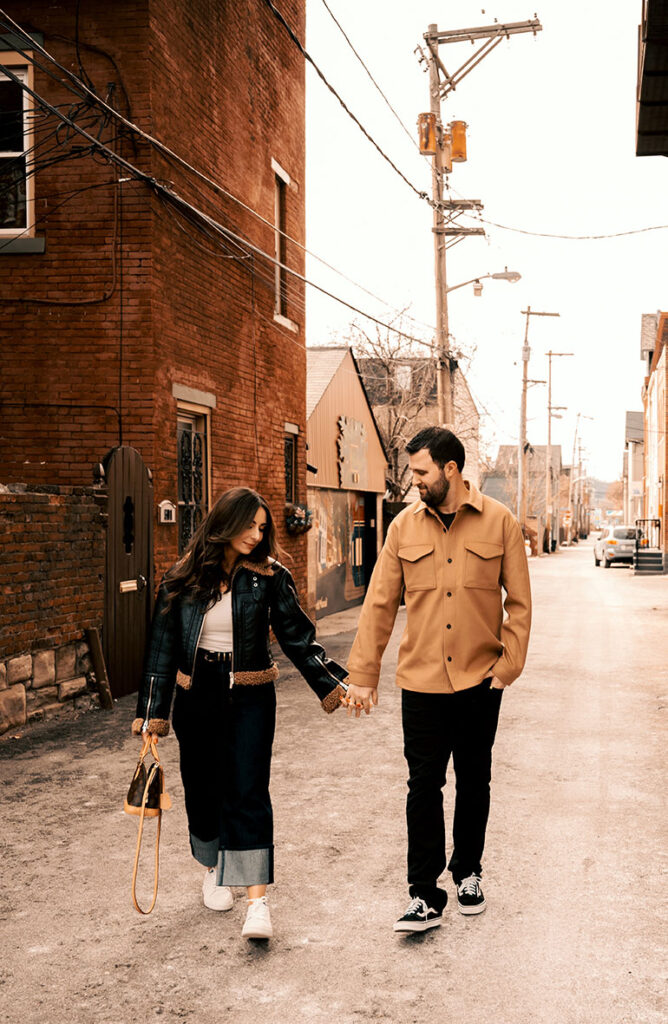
593, 526, 637, 568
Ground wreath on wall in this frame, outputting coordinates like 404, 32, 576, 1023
284, 502, 313, 535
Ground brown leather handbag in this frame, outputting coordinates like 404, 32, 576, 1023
124, 735, 172, 914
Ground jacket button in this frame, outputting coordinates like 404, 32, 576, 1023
446, 623, 451, 629
447, 592, 452, 597
447, 656, 452, 662
447, 558, 452, 564
253, 582, 258, 587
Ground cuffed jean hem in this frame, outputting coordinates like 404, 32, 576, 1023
190, 833, 274, 886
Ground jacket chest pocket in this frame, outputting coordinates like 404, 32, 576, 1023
399, 544, 436, 591
464, 541, 503, 590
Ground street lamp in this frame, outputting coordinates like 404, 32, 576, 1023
445, 267, 521, 296
437, 268, 522, 428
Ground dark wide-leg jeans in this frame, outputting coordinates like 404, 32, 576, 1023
172, 655, 276, 887
401, 680, 503, 910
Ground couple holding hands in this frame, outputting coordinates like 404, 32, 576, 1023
133, 427, 531, 939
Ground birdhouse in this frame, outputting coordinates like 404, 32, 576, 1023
417, 112, 437, 155
450, 120, 467, 162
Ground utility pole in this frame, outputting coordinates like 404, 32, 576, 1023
545, 350, 573, 552
419, 16, 542, 428
566, 412, 580, 546
517, 308, 555, 527
566, 414, 593, 544
426, 23, 452, 426
577, 439, 586, 538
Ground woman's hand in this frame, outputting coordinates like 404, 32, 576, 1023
344, 684, 378, 718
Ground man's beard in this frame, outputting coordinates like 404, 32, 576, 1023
420, 472, 450, 507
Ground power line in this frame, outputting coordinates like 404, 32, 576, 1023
0, 13, 437, 333
3, 64, 434, 348
317, 0, 425, 159
474, 213, 668, 241
257, 0, 430, 204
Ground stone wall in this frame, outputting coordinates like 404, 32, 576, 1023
0, 638, 99, 736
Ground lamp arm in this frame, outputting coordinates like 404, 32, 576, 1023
445, 274, 491, 294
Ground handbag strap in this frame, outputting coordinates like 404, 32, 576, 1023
130, 737, 162, 915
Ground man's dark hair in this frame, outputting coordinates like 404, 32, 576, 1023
405, 427, 466, 472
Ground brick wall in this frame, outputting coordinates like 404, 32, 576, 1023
147, 0, 308, 587
0, 484, 106, 656
0, 1, 154, 484
0, 484, 107, 734
0, 0, 309, 598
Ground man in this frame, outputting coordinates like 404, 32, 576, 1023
346, 427, 531, 932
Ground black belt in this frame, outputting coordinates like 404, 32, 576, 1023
198, 649, 233, 664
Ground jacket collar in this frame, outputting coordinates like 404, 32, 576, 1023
232, 557, 275, 577
412, 479, 483, 516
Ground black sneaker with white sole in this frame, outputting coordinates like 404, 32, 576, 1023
456, 873, 486, 915
393, 896, 442, 933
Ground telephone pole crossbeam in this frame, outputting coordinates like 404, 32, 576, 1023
437, 226, 486, 236
431, 20, 542, 44
439, 199, 483, 210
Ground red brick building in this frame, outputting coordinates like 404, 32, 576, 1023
0, 0, 309, 725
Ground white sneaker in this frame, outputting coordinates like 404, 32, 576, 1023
241, 896, 273, 939
202, 869, 233, 911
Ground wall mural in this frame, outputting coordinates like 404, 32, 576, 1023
312, 488, 366, 617
337, 416, 369, 489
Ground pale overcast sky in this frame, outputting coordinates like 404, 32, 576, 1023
304, 0, 668, 482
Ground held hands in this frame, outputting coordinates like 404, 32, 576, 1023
343, 684, 378, 718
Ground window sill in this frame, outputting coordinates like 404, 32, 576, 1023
0, 237, 45, 255
273, 312, 299, 334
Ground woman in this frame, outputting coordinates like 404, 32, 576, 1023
132, 487, 348, 939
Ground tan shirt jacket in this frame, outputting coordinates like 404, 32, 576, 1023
347, 482, 532, 693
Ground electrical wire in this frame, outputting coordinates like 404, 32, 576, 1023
11, 62, 434, 344
257, 0, 430, 204
470, 212, 668, 241
0, 177, 126, 305
317, 0, 426, 159
0, 19, 438, 347
0, 13, 438, 333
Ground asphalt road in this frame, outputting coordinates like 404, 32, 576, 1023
1, 540, 666, 1024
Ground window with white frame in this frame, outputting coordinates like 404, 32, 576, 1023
272, 158, 298, 332
0, 60, 34, 236
274, 171, 287, 318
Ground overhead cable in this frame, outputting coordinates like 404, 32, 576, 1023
257, 0, 430, 203
317, 0, 424, 158
3, 64, 433, 348
0, 11, 436, 333
475, 214, 668, 241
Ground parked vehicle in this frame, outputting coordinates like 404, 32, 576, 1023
593, 526, 637, 567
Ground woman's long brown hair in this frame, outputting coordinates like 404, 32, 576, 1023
162, 487, 284, 611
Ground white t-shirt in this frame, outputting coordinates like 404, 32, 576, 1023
198, 590, 233, 653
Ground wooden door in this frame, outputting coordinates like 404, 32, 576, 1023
103, 446, 154, 698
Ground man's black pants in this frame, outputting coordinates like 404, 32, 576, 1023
401, 680, 503, 911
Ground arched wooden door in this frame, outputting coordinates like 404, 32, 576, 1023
103, 446, 154, 698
